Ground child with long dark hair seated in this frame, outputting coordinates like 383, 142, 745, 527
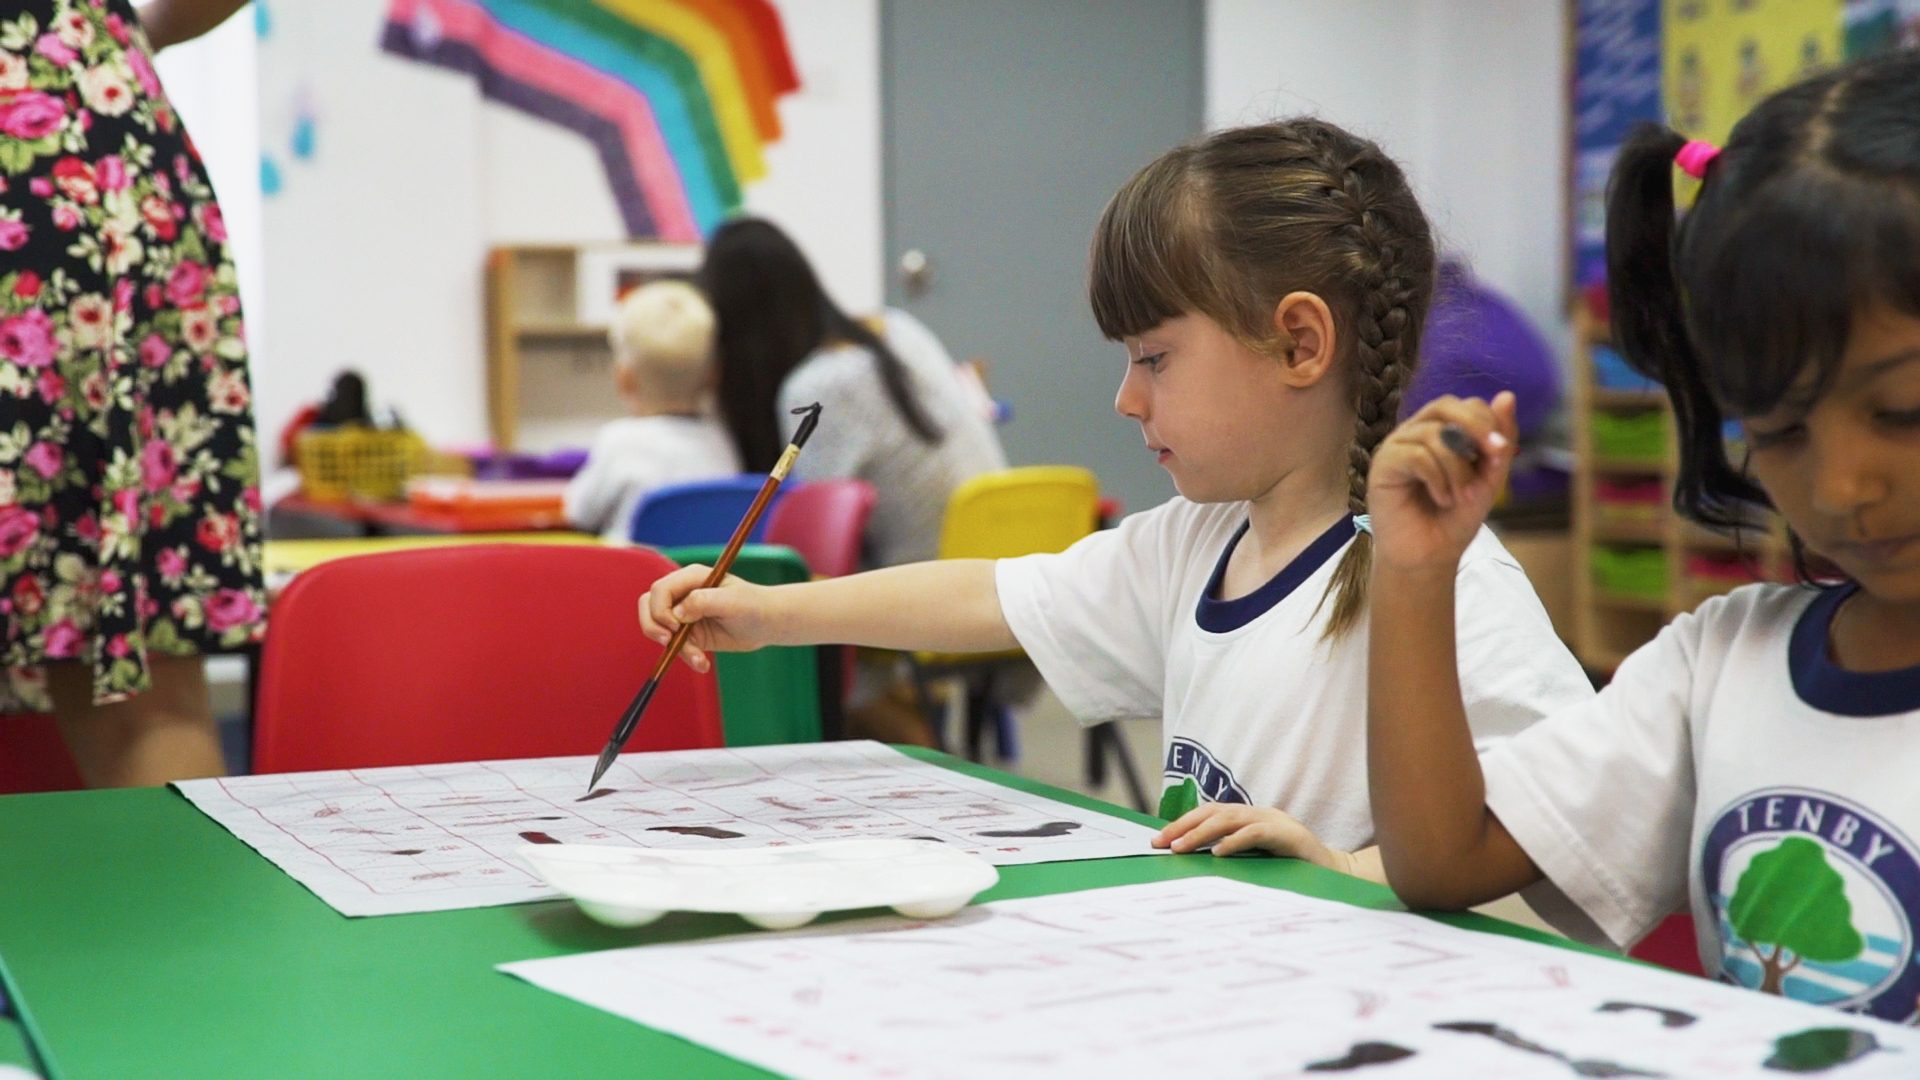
697, 219, 1008, 744
697, 218, 1007, 569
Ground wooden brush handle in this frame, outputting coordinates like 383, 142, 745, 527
646, 461, 790, 681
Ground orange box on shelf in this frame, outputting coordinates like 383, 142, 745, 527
405, 477, 570, 531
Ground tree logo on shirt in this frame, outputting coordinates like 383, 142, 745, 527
1727, 838, 1865, 994
1701, 789, 1920, 1022
1159, 737, 1249, 820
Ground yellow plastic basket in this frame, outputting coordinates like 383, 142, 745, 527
296, 428, 428, 501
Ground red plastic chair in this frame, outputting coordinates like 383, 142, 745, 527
1629, 913, 1707, 977
763, 479, 877, 578
253, 545, 722, 773
0, 714, 85, 793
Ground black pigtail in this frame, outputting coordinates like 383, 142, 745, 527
1604, 123, 1769, 530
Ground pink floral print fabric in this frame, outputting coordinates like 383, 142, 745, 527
0, 0, 265, 710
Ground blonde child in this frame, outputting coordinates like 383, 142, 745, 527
641, 120, 1591, 873
563, 280, 741, 541
1364, 52, 1920, 1020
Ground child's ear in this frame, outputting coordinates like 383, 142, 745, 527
614, 362, 640, 399
1271, 291, 1338, 388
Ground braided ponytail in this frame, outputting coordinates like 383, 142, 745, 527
1321, 146, 1431, 638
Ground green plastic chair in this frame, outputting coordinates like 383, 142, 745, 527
660, 544, 822, 746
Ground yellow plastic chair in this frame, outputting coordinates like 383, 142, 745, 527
917, 466, 1098, 672
910, 467, 1099, 753
909, 466, 1151, 810
932, 466, 1100, 565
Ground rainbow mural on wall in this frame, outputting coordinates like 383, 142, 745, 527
380, 0, 800, 241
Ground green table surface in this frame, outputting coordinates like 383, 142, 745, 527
0, 1014, 39, 1076
0, 749, 1595, 1080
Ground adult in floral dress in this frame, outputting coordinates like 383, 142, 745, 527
0, 0, 261, 786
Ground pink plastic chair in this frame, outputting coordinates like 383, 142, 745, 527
762, 479, 877, 578
762, 480, 877, 735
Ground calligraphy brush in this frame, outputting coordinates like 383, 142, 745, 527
587, 403, 824, 793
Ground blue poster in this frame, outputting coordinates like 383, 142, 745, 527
1572, 0, 1663, 290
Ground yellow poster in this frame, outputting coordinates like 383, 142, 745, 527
1664, 0, 1845, 144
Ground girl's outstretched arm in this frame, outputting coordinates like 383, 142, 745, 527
639, 559, 1016, 673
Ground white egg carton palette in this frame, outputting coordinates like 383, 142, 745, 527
518, 837, 999, 930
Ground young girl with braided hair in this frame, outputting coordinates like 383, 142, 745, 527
1365, 51, 1920, 1016
638, 119, 1590, 874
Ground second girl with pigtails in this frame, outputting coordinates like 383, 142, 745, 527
1364, 50, 1920, 1018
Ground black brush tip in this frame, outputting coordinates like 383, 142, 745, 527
789, 402, 823, 447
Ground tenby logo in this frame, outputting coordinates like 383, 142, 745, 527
1700, 788, 1920, 1023
1163, 737, 1249, 804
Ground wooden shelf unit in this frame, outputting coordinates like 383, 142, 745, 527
1569, 305, 1791, 673
1591, 521, 1668, 545
515, 320, 611, 341
484, 244, 700, 451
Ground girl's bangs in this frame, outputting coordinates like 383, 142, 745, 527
1087, 155, 1216, 342
1684, 168, 1920, 419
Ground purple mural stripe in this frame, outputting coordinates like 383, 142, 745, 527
382, 0, 702, 240
380, 21, 657, 237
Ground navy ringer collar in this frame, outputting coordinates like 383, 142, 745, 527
1196, 514, 1355, 634
1789, 583, 1920, 717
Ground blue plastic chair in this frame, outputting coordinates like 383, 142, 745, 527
628, 475, 790, 548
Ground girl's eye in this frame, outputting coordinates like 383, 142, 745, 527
1746, 421, 1804, 450
1876, 406, 1920, 428
1134, 352, 1166, 371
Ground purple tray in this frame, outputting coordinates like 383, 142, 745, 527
469, 448, 588, 480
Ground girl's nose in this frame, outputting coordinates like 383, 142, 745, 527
1114, 363, 1147, 421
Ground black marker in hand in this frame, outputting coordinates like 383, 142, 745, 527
1439, 423, 1483, 466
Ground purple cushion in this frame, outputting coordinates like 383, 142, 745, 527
1404, 260, 1561, 440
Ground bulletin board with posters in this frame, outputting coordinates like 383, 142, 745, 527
1568, 0, 1917, 293
1563, 0, 1917, 674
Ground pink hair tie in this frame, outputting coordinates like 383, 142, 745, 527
1675, 140, 1721, 179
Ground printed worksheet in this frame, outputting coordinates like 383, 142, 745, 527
503, 877, 1920, 1079
175, 741, 1162, 916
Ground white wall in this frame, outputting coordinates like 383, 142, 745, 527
147, 6, 265, 420
741, 2, 882, 314
1206, 0, 1570, 353
161, 0, 878, 461
254, 0, 486, 457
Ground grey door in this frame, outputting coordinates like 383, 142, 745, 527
882, 0, 1203, 518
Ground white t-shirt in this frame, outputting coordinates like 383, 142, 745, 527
562, 415, 742, 541
1481, 582, 1920, 1023
778, 309, 1007, 568
994, 497, 1593, 852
